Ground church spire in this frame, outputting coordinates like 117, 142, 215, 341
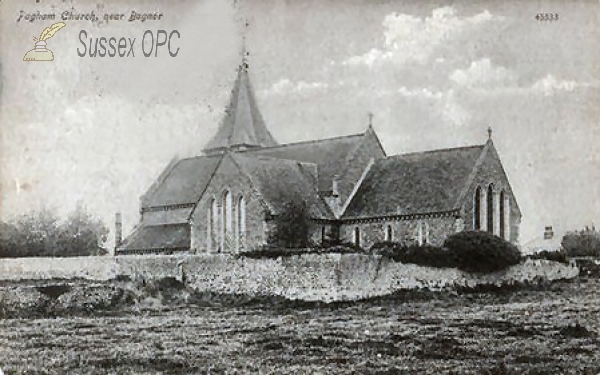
203, 25, 278, 155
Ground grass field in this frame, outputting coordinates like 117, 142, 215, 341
1, 277, 599, 374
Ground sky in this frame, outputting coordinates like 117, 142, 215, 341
1, 0, 599, 246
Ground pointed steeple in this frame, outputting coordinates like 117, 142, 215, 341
203, 23, 277, 155
203, 63, 278, 154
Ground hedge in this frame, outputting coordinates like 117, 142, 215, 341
371, 231, 522, 273
240, 244, 360, 260
443, 231, 521, 273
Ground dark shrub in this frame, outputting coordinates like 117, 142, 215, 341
370, 241, 456, 268
267, 196, 311, 249
241, 245, 305, 259
573, 258, 600, 278
525, 249, 569, 264
324, 245, 362, 254
317, 234, 364, 252
405, 245, 456, 268
443, 231, 521, 273
370, 241, 405, 260
241, 243, 362, 259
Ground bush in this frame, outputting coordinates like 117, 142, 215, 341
240, 243, 362, 260
241, 245, 309, 259
317, 236, 364, 252
562, 226, 600, 257
370, 241, 456, 268
525, 249, 569, 264
267, 196, 311, 248
443, 231, 521, 273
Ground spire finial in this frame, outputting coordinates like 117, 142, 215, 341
241, 20, 250, 71
368, 112, 374, 127
487, 126, 492, 140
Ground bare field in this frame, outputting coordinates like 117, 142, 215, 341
1, 278, 600, 374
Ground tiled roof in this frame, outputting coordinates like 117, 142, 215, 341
118, 224, 190, 251
343, 145, 485, 218
242, 133, 365, 193
203, 67, 278, 153
232, 154, 334, 219
141, 155, 223, 208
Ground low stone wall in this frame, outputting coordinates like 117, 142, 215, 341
0, 254, 579, 302
0, 256, 118, 281
183, 254, 579, 302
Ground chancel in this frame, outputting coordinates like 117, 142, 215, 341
116, 60, 521, 255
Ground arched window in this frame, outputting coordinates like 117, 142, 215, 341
499, 190, 505, 239
424, 222, 430, 244
237, 196, 246, 250
354, 227, 360, 247
385, 225, 393, 242
207, 198, 216, 250
474, 186, 482, 230
222, 190, 232, 251
321, 226, 326, 243
487, 184, 494, 234
417, 222, 423, 246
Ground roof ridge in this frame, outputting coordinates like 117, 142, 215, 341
388, 144, 485, 159
239, 132, 365, 152
233, 152, 319, 166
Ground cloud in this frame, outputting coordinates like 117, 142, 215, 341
262, 78, 328, 96
450, 60, 594, 96
450, 58, 516, 89
397, 86, 443, 100
531, 74, 580, 96
343, 7, 500, 67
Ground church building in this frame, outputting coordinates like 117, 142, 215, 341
116, 62, 521, 255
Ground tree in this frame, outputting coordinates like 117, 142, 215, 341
57, 203, 109, 256
0, 205, 108, 258
10, 208, 60, 257
267, 197, 311, 248
0, 221, 19, 257
562, 226, 600, 257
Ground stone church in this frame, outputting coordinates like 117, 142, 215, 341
116, 63, 521, 255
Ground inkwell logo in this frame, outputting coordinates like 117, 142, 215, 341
23, 22, 66, 61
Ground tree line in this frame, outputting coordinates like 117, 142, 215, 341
0, 205, 109, 258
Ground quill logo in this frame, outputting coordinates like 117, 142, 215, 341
23, 22, 66, 61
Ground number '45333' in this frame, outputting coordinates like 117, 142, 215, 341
535, 13, 559, 21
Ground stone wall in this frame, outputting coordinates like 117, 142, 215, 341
0, 255, 579, 302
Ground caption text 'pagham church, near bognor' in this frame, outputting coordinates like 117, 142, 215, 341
116, 61, 521, 255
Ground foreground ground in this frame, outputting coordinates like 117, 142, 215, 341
0, 277, 599, 374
